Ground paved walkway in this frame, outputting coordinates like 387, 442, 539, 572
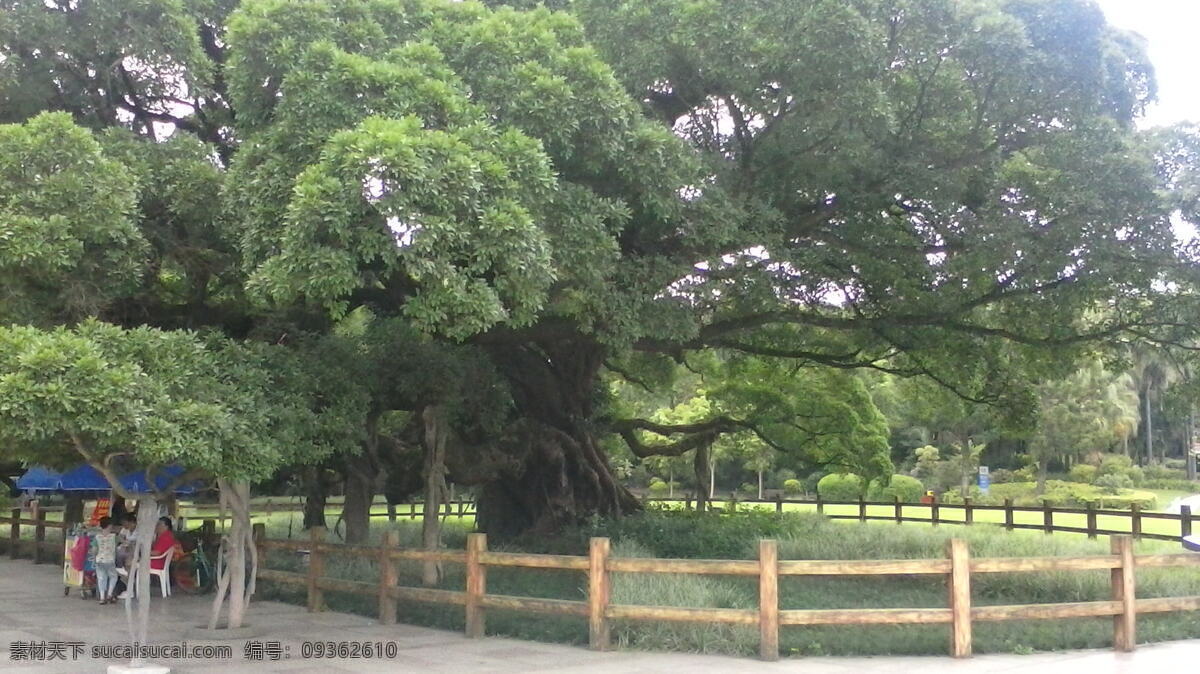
0, 558, 1195, 673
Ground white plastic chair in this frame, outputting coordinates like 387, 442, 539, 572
116, 551, 173, 598
149, 551, 172, 597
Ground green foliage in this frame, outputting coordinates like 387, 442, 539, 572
956, 480, 1158, 510
1095, 473, 1133, 494
0, 322, 343, 488
1099, 454, 1135, 475
1068, 464, 1098, 484
817, 473, 864, 501
989, 469, 1018, 484
782, 479, 802, 496
1144, 465, 1188, 481
0, 113, 145, 324
803, 471, 826, 495
647, 478, 669, 497
867, 475, 924, 503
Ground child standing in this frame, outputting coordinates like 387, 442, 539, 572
93, 517, 119, 604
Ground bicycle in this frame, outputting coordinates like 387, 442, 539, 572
172, 540, 216, 595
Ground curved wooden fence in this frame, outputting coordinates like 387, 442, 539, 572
254, 526, 1200, 661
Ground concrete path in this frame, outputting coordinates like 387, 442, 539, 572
0, 558, 1195, 673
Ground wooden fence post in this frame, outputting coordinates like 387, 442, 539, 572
816, 493, 824, 516
1110, 535, 1136, 652
963, 498, 973, 526
858, 496, 867, 523
1004, 499, 1014, 531
378, 530, 399, 625
947, 538, 972, 658
9, 507, 19, 559
306, 526, 326, 613
775, 494, 783, 514
1087, 504, 1098, 540
466, 533, 487, 638
758, 539, 780, 661
32, 502, 45, 564
895, 496, 902, 525
588, 537, 611, 651
1130, 504, 1142, 541
1043, 500, 1053, 535
1182, 505, 1193, 539
931, 495, 940, 527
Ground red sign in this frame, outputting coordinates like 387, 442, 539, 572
87, 498, 111, 526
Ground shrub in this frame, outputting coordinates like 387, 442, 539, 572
1095, 473, 1133, 494
782, 479, 802, 495
1099, 454, 1134, 476
1013, 465, 1036, 482
989, 468, 1017, 484
647, 479, 669, 497
866, 475, 924, 502
1068, 464, 1097, 484
1144, 465, 1186, 481
803, 470, 827, 495
817, 473, 863, 500
1144, 478, 1199, 491
738, 482, 759, 498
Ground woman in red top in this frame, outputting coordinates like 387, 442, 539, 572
150, 517, 177, 571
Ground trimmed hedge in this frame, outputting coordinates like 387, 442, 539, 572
866, 475, 924, 502
817, 473, 863, 500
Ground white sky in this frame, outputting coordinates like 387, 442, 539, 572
1095, 0, 1200, 127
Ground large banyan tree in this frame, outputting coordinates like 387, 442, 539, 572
3, 0, 1199, 535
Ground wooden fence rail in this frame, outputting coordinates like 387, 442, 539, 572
254, 530, 1200, 662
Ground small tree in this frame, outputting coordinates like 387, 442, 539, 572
0, 322, 340, 656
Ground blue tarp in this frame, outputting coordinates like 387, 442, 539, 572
16, 464, 202, 494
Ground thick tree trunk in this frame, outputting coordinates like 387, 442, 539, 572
421, 406, 448, 586
341, 465, 374, 545
477, 340, 639, 539
63, 493, 85, 527
124, 498, 158, 666
1145, 386, 1154, 466
302, 467, 329, 530
694, 441, 713, 513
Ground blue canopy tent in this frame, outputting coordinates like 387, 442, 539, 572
16, 464, 202, 494
13, 465, 60, 492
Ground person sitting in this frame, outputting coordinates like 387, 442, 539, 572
118, 515, 179, 599
150, 516, 178, 572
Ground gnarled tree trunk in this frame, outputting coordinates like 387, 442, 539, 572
477, 339, 639, 539
208, 479, 257, 630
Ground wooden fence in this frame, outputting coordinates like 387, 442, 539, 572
651, 495, 1198, 542
0, 505, 68, 563
175, 495, 1198, 542
11, 495, 1196, 544
254, 528, 1200, 661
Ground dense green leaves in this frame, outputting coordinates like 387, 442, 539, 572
0, 113, 145, 324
